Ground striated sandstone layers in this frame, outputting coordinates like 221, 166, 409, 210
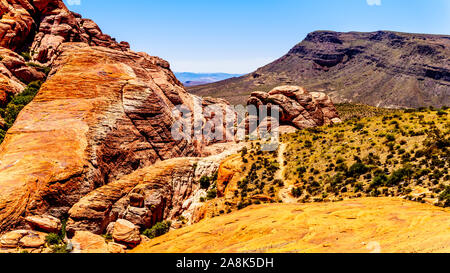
0, 42, 209, 231
0, 0, 129, 62
132, 198, 450, 253
66, 144, 244, 235
0, 0, 129, 107
0, 0, 343, 238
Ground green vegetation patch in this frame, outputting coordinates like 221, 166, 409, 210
0, 80, 42, 144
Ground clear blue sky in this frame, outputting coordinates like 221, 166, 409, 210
65, 0, 450, 73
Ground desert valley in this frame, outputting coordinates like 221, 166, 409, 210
0, 0, 448, 254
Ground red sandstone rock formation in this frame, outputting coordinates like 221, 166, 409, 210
247, 85, 342, 129
0, 0, 342, 239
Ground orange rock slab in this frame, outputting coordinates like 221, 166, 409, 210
132, 198, 450, 253
0, 43, 198, 231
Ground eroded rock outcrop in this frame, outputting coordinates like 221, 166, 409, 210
0, 0, 341, 241
247, 85, 342, 129
0, 0, 130, 109
0, 0, 129, 63
66, 145, 243, 235
0, 42, 222, 231
132, 198, 450, 253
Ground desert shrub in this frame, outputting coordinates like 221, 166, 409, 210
291, 187, 302, 198
335, 163, 348, 173
237, 201, 250, 210
50, 244, 69, 254
206, 188, 217, 200
371, 174, 388, 189
436, 110, 447, 116
386, 134, 396, 142
20, 51, 31, 61
199, 176, 211, 190
296, 166, 307, 176
386, 166, 414, 186
102, 233, 113, 241
0, 129, 5, 144
143, 221, 172, 239
439, 186, 450, 207
352, 123, 364, 132
45, 233, 61, 245
354, 182, 364, 192
330, 173, 345, 188
1, 81, 42, 133
347, 162, 369, 178
274, 179, 284, 187
26, 62, 50, 75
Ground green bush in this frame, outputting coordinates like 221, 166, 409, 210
26, 62, 51, 75
20, 52, 31, 61
291, 187, 302, 198
206, 188, 217, 200
143, 221, 172, 239
371, 174, 387, 189
347, 162, 369, 178
50, 244, 70, 253
0, 81, 42, 140
439, 186, 450, 207
386, 166, 413, 186
45, 233, 61, 245
199, 176, 211, 190
436, 110, 447, 116
386, 134, 396, 142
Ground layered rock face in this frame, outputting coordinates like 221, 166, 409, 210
0, 42, 205, 231
0, 47, 45, 106
66, 146, 242, 235
132, 198, 450, 253
0, 0, 129, 107
248, 85, 341, 129
0, 0, 129, 63
0, 0, 343, 245
189, 31, 450, 108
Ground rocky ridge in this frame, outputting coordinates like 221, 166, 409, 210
189, 30, 450, 108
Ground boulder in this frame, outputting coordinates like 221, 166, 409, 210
12, 67, 46, 83
25, 215, 61, 233
216, 154, 243, 198
0, 0, 129, 63
0, 230, 29, 248
129, 193, 145, 208
0, 117, 6, 130
112, 219, 141, 247
107, 242, 126, 253
247, 85, 342, 130
19, 232, 46, 248
71, 231, 109, 253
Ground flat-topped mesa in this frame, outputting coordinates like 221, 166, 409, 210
189, 30, 450, 108
247, 85, 342, 129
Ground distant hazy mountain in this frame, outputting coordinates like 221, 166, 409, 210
188, 31, 450, 108
175, 72, 243, 87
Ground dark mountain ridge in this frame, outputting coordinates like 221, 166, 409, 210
188, 30, 450, 108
